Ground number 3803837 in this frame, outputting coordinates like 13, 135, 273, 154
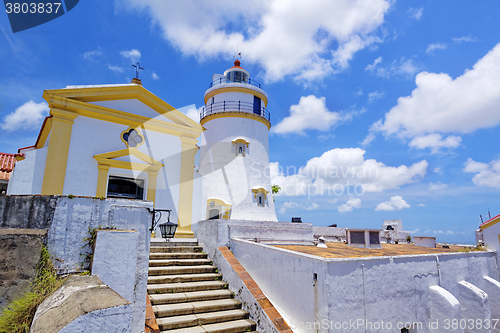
5, 3, 62, 14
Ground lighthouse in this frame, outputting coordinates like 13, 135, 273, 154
199, 60, 278, 222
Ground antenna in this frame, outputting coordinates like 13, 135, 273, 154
233, 48, 242, 60
488, 209, 491, 219
480, 214, 483, 223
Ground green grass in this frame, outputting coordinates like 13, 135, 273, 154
458, 244, 487, 252
0, 245, 65, 333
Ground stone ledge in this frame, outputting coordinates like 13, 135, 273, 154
0, 228, 47, 235
145, 294, 160, 333
31, 275, 132, 333
217, 246, 291, 332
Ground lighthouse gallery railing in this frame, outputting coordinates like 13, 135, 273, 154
200, 101, 270, 122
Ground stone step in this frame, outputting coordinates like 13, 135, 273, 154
161, 319, 257, 333
149, 265, 216, 276
150, 246, 203, 253
151, 240, 199, 247
154, 299, 242, 317
150, 290, 234, 306
148, 273, 222, 284
150, 253, 208, 260
157, 309, 249, 330
149, 259, 212, 267
148, 281, 227, 294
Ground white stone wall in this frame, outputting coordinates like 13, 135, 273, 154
44, 197, 152, 333
228, 238, 499, 333
91, 230, 144, 333
7, 147, 47, 195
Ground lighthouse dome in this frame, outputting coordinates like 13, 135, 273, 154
223, 60, 249, 84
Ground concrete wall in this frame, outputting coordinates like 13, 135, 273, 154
225, 237, 499, 333
91, 230, 145, 333
313, 226, 346, 242
31, 275, 132, 333
0, 229, 46, 313
198, 219, 314, 258
0, 195, 152, 331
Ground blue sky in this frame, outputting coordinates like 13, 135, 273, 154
1, 0, 500, 243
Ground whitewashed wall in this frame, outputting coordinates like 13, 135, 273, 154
200, 116, 277, 221
481, 223, 500, 277
64, 116, 128, 196
228, 238, 499, 333
8, 147, 47, 195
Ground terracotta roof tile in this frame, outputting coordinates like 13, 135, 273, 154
0, 152, 21, 181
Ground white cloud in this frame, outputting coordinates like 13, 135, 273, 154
270, 148, 428, 196
306, 203, 319, 211
375, 196, 410, 211
271, 95, 341, 135
354, 87, 364, 96
278, 201, 318, 214
365, 57, 419, 79
434, 167, 443, 174
452, 35, 479, 44
118, 0, 391, 82
426, 43, 447, 54
464, 158, 500, 189
338, 198, 361, 213
107, 64, 124, 73
407, 7, 423, 20
82, 49, 103, 61
151, 72, 160, 81
408, 134, 462, 153
1, 100, 49, 132
418, 203, 425, 207
369, 43, 500, 150
176, 104, 200, 123
279, 201, 301, 214
429, 181, 448, 191
368, 90, 385, 102
365, 56, 383, 71
120, 49, 141, 63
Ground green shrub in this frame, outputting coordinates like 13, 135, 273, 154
0, 245, 65, 333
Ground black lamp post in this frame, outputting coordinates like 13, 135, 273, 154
159, 221, 178, 241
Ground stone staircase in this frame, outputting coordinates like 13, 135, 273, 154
147, 241, 258, 332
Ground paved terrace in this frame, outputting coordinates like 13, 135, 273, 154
274, 242, 481, 258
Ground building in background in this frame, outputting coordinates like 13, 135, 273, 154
0, 152, 22, 194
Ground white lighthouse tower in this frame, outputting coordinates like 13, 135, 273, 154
199, 60, 278, 222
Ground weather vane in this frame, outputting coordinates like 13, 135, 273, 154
132, 62, 144, 79
233, 49, 242, 60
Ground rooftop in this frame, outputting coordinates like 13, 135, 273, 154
0, 152, 22, 181
274, 242, 481, 259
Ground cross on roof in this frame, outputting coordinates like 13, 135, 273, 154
132, 62, 144, 79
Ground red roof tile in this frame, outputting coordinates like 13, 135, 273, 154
0, 152, 21, 181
